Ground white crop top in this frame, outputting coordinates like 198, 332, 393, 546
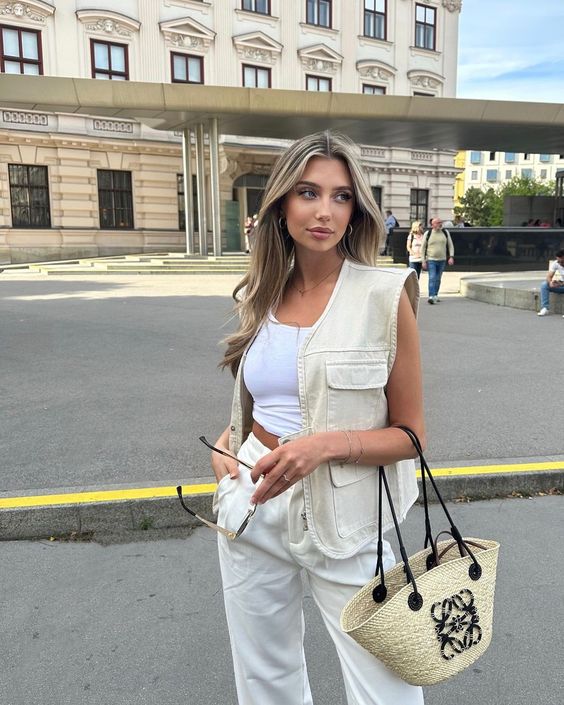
243, 313, 312, 437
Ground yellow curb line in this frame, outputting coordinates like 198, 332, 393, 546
0, 484, 217, 509
0, 462, 562, 510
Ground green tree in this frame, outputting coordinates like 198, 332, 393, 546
497, 175, 555, 198
457, 187, 500, 226
458, 176, 556, 226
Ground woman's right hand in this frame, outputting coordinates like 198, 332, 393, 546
211, 446, 239, 482
210, 426, 240, 482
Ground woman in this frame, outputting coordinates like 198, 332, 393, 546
406, 220, 424, 278
210, 132, 424, 705
243, 215, 253, 253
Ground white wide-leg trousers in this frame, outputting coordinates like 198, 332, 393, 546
216, 433, 424, 705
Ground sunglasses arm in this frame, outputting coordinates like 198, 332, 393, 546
176, 486, 237, 540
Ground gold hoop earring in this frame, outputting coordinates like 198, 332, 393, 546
278, 216, 287, 231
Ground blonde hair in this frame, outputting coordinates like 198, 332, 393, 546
221, 130, 385, 375
410, 221, 422, 234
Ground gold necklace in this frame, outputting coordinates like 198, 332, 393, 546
290, 260, 343, 296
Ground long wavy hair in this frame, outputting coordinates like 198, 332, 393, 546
221, 130, 385, 376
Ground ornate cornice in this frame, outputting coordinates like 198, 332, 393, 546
298, 43, 343, 75
76, 10, 140, 38
407, 69, 445, 91
442, 0, 463, 12
233, 31, 282, 65
0, 1, 55, 23
159, 16, 215, 51
357, 60, 396, 82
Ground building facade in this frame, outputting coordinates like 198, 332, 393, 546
461, 149, 564, 193
0, 0, 463, 262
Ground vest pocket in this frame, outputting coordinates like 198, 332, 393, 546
326, 359, 388, 487
326, 359, 388, 391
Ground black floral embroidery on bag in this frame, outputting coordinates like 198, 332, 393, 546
431, 588, 482, 660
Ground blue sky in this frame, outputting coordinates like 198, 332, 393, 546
457, 1, 564, 102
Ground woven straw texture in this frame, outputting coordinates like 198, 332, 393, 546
341, 538, 500, 686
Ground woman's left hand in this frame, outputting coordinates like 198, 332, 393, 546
250, 434, 328, 505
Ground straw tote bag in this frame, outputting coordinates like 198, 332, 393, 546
340, 426, 500, 686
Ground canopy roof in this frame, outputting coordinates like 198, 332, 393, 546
2, 74, 564, 152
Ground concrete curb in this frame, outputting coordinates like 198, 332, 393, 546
1, 469, 562, 541
460, 274, 564, 313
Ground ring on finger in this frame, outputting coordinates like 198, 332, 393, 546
282, 473, 291, 483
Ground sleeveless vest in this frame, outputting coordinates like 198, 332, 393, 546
228, 259, 420, 558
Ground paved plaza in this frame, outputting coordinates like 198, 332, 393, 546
1, 269, 563, 704
1, 496, 562, 705
1, 270, 562, 496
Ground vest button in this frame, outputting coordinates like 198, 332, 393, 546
230, 425, 236, 431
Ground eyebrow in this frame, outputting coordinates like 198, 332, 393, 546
295, 180, 353, 192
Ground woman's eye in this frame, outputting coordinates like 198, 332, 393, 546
335, 192, 352, 202
298, 189, 317, 199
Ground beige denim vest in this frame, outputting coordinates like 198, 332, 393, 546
228, 259, 420, 559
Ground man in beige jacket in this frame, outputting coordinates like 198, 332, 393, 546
421, 217, 455, 304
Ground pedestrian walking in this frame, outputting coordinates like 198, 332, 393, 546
421, 218, 455, 304
537, 248, 564, 316
183, 131, 425, 705
243, 215, 253, 253
406, 221, 424, 278
382, 209, 399, 255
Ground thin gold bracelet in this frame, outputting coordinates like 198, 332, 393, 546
353, 431, 364, 464
339, 430, 353, 466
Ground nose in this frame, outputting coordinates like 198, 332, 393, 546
315, 196, 331, 221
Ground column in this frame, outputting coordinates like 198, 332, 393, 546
209, 117, 222, 256
195, 122, 208, 256
182, 128, 195, 255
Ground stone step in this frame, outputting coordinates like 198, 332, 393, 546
3, 253, 401, 275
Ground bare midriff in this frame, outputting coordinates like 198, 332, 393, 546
252, 421, 280, 451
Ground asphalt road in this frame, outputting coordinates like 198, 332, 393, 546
1, 495, 562, 705
1, 273, 562, 494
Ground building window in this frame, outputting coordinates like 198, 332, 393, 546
242, 63, 271, 88
8, 164, 50, 228
91, 40, 128, 80
306, 74, 331, 91
540, 169, 548, 179
1, 24, 42, 74
171, 53, 203, 83
371, 186, 382, 209
98, 170, 134, 228
242, 0, 271, 14
505, 152, 515, 163
364, 0, 386, 40
489, 151, 496, 161
486, 169, 498, 182
363, 84, 386, 95
413, 91, 433, 96
306, 0, 332, 28
410, 188, 428, 225
470, 151, 482, 165
523, 153, 530, 160
521, 168, 533, 179
539, 154, 551, 163
471, 171, 478, 180
177, 174, 198, 231
415, 4, 436, 51
505, 170, 512, 179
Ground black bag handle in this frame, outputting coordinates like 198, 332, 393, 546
372, 426, 483, 611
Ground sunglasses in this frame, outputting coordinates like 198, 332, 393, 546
176, 436, 260, 540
